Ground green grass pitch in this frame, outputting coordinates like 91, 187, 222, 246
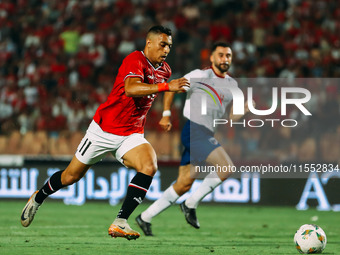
0, 201, 339, 255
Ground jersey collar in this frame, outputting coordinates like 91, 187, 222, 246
141, 51, 163, 70
210, 66, 227, 78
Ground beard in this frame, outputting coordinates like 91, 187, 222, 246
215, 62, 230, 73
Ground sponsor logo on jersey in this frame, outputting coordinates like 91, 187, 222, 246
197, 82, 223, 107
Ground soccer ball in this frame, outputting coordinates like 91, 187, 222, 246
294, 224, 327, 254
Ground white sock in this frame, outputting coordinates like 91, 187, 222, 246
141, 185, 179, 223
185, 172, 222, 209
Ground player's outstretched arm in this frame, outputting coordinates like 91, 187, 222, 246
125, 77, 160, 97
125, 77, 189, 97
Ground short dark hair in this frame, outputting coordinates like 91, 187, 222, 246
211, 42, 232, 53
147, 25, 172, 37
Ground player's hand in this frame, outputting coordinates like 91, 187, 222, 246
168, 78, 190, 93
159, 116, 172, 131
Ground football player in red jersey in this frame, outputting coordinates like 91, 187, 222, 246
20, 26, 189, 240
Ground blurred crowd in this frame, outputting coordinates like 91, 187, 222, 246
0, 0, 340, 162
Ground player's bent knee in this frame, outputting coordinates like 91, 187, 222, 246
138, 161, 158, 176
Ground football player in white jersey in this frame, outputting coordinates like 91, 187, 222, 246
136, 42, 251, 236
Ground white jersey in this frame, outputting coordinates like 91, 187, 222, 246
183, 67, 238, 132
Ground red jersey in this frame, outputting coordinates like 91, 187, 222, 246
93, 51, 171, 136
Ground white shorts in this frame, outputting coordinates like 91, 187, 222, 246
75, 120, 149, 165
